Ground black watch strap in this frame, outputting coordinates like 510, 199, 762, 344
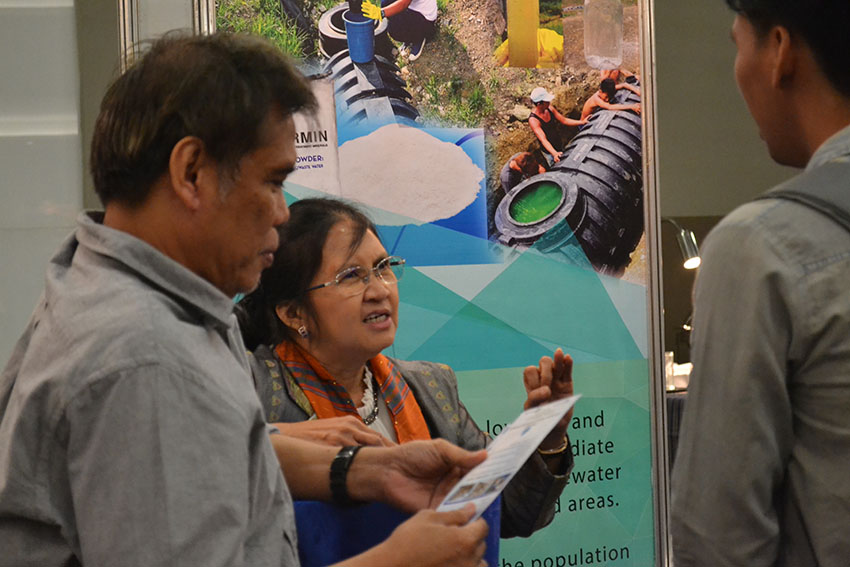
330, 445, 362, 506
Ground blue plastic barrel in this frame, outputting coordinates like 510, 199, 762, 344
343, 9, 376, 63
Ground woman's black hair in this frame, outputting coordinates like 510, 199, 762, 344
600, 78, 617, 99
237, 197, 380, 351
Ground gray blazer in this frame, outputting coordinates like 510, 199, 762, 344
250, 345, 571, 538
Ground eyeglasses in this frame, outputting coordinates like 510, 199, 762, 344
305, 256, 406, 297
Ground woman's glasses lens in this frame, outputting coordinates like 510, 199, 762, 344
314, 257, 406, 297
377, 257, 405, 283
337, 267, 368, 287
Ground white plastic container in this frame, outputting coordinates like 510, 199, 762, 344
583, 0, 623, 69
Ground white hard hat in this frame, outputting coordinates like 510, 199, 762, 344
530, 87, 554, 103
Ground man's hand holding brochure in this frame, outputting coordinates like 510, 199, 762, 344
437, 394, 581, 519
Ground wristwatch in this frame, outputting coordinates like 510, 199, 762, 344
330, 445, 362, 506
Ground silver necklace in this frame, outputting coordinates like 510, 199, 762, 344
361, 377, 379, 425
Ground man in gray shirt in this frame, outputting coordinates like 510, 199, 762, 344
0, 33, 489, 567
671, 1, 850, 565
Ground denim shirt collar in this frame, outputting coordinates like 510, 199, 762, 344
807, 122, 850, 171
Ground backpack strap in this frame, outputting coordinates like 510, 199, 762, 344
755, 160, 850, 233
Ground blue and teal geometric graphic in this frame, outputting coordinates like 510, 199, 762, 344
283, 133, 655, 566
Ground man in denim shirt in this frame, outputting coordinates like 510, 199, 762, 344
671, 1, 850, 566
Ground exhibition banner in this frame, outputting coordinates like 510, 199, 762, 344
219, 1, 655, 564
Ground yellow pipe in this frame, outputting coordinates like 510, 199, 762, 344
507, 0, 539, 67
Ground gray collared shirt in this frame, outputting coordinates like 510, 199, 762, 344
672, 123, 850, 566
0, 212, 298, 566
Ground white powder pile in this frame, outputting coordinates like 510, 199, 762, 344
338, 124, 484, 225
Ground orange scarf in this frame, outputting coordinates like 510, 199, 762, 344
275, 342, 431, 443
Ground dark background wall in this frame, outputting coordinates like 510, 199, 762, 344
653, 0, 794, 360
660, 216, 720, 362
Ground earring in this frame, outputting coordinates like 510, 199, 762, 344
297, 325, 309, 339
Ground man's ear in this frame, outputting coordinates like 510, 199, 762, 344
168, 136, 215, 211
276, 302, 307, 335
770, 25, 796, 89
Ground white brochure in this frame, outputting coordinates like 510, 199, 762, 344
437, 394, 581, 520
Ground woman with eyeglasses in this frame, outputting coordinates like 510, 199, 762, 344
237, 197, 574, 538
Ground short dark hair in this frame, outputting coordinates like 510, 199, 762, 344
600, 78, 617, 99
726, 0, 850, 97
515, 152, 540, 176
236, 198, 380, 350
91, 32, 316, 207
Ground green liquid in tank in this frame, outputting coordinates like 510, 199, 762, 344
509, 182, 562, 223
